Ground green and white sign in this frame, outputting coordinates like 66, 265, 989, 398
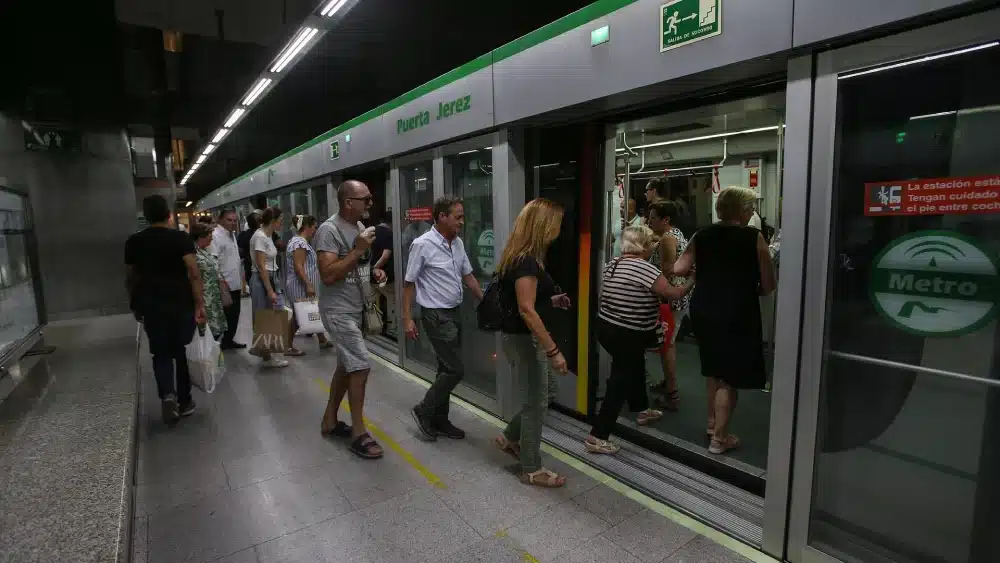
330, 140, 340, 160
870, 230, 999, 337
477, 229, 496, 275
660, 0, 722, 52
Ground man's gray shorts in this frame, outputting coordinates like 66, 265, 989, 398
321, 312, 370, 373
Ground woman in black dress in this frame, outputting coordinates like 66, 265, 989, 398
673, 187, 776, 455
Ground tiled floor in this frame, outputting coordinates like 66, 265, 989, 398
132, 300, 753, 563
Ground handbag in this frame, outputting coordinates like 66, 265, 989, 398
293, 299, 325, 335
477, 273, 516, 332
328, 220, 384, 336
186, 326, 224, 393
361, 285, 384, 335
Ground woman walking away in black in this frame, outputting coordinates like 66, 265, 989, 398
673, 186, 776, 455
585, 225, 693, 455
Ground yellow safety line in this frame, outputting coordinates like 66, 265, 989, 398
312, 378, 446, 489
366, 354, 780, 563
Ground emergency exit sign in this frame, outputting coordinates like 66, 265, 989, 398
330, 140, 340, 160
660, 0, 722, 52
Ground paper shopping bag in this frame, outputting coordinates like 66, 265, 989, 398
252, 308, 290, 354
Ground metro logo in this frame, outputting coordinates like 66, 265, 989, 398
869, 231, 999, 337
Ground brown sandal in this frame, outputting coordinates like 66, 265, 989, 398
520, 468, 565, 488
494, 435, 520, 459
709, 434, 741, 455
637, 409, 663, 426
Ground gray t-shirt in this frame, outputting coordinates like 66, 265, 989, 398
314, 214, 371, 315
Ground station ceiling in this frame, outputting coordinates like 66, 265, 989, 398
144, 0, 598, 201
1, 0, 595, 202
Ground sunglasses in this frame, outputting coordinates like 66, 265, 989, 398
346, 196, 373, 204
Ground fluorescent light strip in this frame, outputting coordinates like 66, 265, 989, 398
224, 108, 247, 128
196, 155, 207, 164
242, 78, 272, 106
186, 201, 193, 207
839, 41, 998, 80
203, 144, 216, 155
270, 27, 319, 73
212, 128, 230, 143
910, 110, 956, 121
625, 125, 781, 151
631, 164, 717, 176
320, 0, 349, 17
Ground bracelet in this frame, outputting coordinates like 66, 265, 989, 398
546, 347, 560, 358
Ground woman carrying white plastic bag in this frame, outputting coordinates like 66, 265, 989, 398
285, 215, 334, 350
186, 326, 225, 394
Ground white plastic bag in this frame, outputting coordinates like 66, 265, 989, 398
186, 327, 224, 393
294, 300, 325, 335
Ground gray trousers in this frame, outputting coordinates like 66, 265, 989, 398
416, 307, 464, 421
502, 333, 548, 473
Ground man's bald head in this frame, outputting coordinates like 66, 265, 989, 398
337, 179, 372, 221
336, 180, 367, 206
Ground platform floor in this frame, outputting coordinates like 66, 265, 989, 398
133, 299, 758, 563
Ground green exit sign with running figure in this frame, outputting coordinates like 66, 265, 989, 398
660, 0, 722, 52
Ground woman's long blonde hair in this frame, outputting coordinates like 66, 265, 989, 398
497, 198, 564, 273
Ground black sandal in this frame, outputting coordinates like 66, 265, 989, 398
321, 421, 352, 438
349, 433, 384, 459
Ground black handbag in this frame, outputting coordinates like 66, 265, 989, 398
476, 274, 516, 332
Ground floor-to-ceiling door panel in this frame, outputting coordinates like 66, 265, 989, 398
789, 10, 1000, 563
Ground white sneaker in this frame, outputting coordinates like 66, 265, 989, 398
264, 358, 289, 368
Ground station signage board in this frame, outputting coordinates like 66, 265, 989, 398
864, 175, 1000, 216
870, 231, 999, 337
397, 95, 472, 135
405, 207, 433, 221
660, 0, 722, 52
330, 140, 340, 161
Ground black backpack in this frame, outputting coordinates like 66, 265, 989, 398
476, 273, 517, 332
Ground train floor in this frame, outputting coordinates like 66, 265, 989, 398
132, 299, 759, 563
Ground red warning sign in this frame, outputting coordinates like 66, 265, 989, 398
404, 206, 433, 221
864, 175, 1000, 216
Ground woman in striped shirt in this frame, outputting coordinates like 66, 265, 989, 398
585, 225, 694, 455
285, 215, 333, 354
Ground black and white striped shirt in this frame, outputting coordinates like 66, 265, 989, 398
598, 257, 662, 332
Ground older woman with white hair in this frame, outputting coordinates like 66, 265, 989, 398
585, 225, 694, 455
673, 186, 776, 455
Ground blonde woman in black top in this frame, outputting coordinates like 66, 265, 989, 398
493, 199, 573, 488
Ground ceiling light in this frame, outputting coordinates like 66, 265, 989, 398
320, 0, 349, 17
629, 125, 780, 150
186, 201, 193, 207
242, 78, 272, 106
180, 178, 188, 185
212, 128, 230, 143
458, 149, 478, 155
909, 110, 956, 121
224, 108, 246, 128
839, 41, 998, 80
203, 144, 216, 155
270, 27, 319, 73
196, 154, 207, 164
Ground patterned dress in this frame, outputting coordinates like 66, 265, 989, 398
284, 235, 320, 303
196, 247, 228, 339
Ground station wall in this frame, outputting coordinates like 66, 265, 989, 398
0, 114, 135, 320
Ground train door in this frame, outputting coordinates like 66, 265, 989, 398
788, 12, 1000, 563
